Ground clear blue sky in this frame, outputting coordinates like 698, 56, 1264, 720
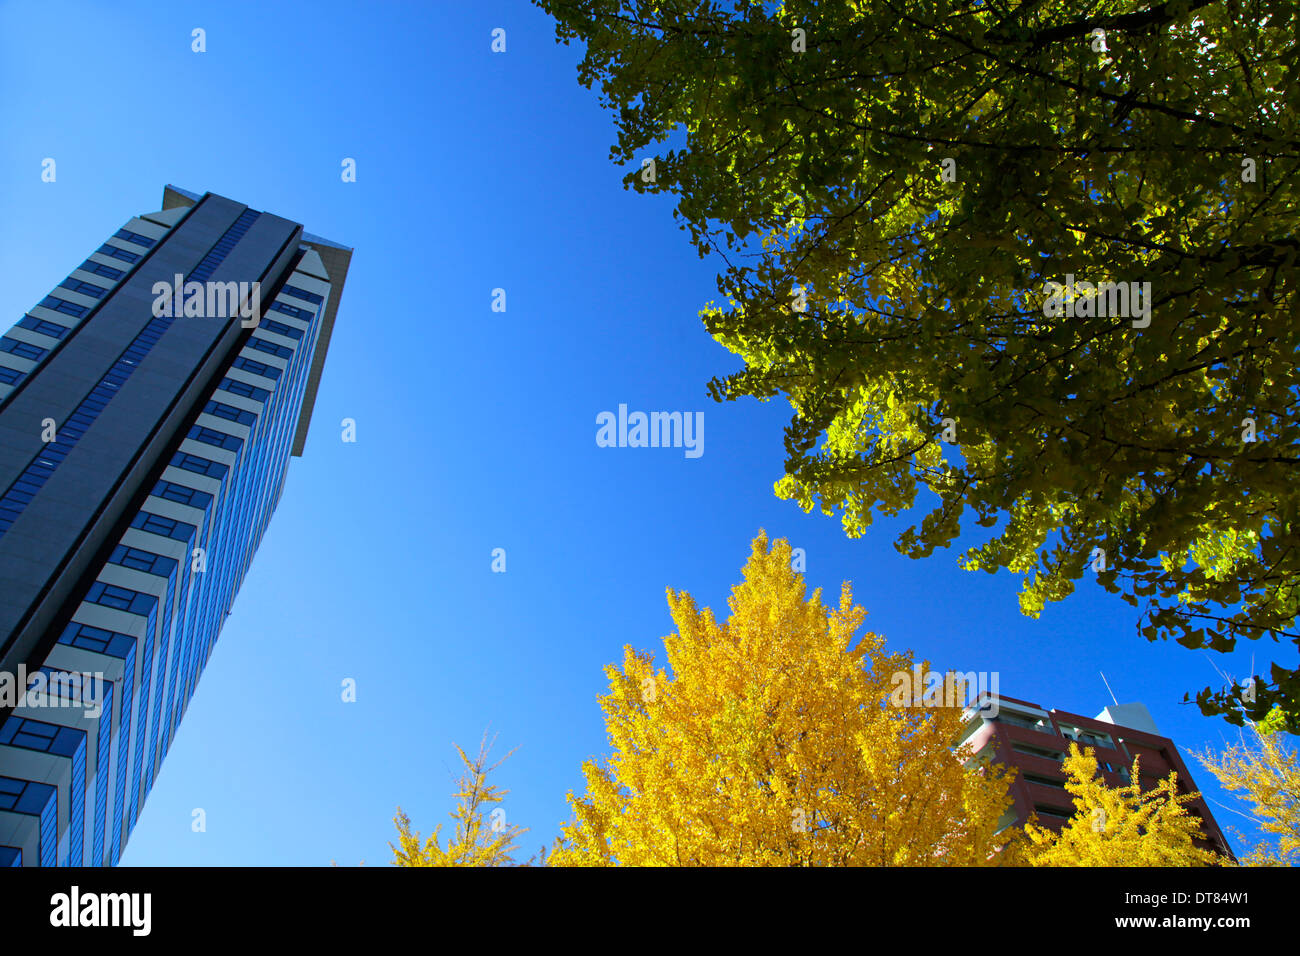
0, 0, 1271, 864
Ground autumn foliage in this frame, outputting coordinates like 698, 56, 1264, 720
547, 532, 1016, 865
391, 535, 1241, 867
390, 733, 528, 867
1197, 719, 1300, 866
1023, 743, 1221, 866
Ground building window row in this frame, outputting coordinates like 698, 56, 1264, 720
0, 337, 46, 361
171, 450, 229, 481
268, 300, 314, 321
58, 278, 108, 300
247, 337, 293, 360
109, 544, 179, 578
1033, 804, 1073, 821
1022, 772, 1067, 790
150, 479, 213, 510
204, 400, 256, 427
16, 315, 70, 340
78, 259, 125, 280
188, 424, 244, 453
113, 228, 156, 248
58, 622, 135, 658
231, 355, 282, 381
259, 318, 305, 341
281, 284, 324, 305
130, 511, 198, 542
85, 581, 156, 616
95, 243, 140, 264
0, 716, 82, 758
0, 776, 55, 815
218, 377, 270, 402
37, 296, 88, 318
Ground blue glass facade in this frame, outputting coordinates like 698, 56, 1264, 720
0, 188, 350, 865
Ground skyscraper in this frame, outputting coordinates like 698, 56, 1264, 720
0, 186, 351, 866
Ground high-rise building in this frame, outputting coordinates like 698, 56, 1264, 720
960, 693, 1234, 858
0, 186, 351, 866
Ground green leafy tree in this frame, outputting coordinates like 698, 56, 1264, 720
536, 0, 1300, 727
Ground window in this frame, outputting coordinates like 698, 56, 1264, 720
994, 712, 1052, 732
260, 317, 305, 340
0, 716, 82, 757
58, 278, 107, 299
80, 259, 124, 280
109, 545, 178, 577
218, 377, 270, 402
281, 284, 324, 305
59, 622, 135, 658
96, 243, 139, 263
204, 400, 256, 427
1011, 742, 1065, 761
1008, 743, 1060, 759
0, 367, 23, 385
150, 479, 213, 510
130, 511, 197, 542
0, 337, 46, 361
248, 337, 292, 359
231, 355, 282, 380
171, 450, 229, 480
85, 581, 155, 616
16, 315, 69, 339
113, 228, 156, 248
1033, 804, 1073, 820
188, 424, 243, 453
37, 296, 88, 318
1023, 773, 1067, 789
0, 776, 55, 814
269, 300, 313, 321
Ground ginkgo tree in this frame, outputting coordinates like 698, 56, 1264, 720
391, 733, 530, 867
547, 531, 1019, 866
1024, 743, 1222, 866
535, 0, 1300, 729
1196, 712, 1300, 866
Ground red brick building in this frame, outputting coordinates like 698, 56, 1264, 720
959, 693, 1234, 859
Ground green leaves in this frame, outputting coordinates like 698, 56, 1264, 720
538, 0, 1300, 728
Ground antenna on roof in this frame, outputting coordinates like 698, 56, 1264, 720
1100, 671, 1119, 706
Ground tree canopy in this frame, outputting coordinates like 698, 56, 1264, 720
536, 0, 1300, 728
390, 734, 529, 866
548, 531, 1018, 865
1196, 717, 1300, 865
1024, 742, 1221, 865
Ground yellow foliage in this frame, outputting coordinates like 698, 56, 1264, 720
548, 531, 1017, 866
391, 732, 528, 867
1196, 721, 1300, 866
1025, 744, 1220, 867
